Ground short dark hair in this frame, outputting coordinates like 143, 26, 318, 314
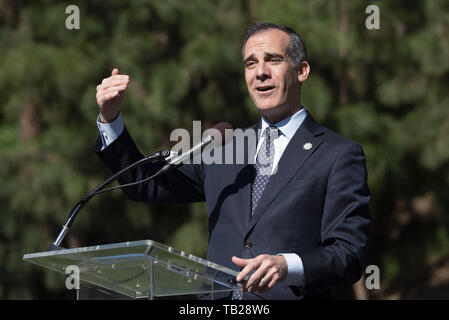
242, 21, 307, 68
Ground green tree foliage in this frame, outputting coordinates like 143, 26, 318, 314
0, 0, 448, 299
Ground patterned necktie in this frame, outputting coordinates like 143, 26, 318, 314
232, 126, 278, 300
251, 125, 278, 216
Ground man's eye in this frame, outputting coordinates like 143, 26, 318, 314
245, 61, 255, 68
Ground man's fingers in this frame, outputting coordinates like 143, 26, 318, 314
267, 273, 280, 289
233, 257, 260, 283
111, 68, 119, 76
256, 272, 279, 293
232, 256, 251, 280
231, 256, 250, 267
100, 74, 129, 85
103, 90, 120, 101
97, 80, 129, 96
236, 264, 256, 283
244, 259, 270, 289
97, 85, 126, 103
100, 85, 127, 96
245, 259, 274, 291
98, 90, 120, 105
100, 76, 129, 89
99, 87, 125, 104
261, 267, 278, 288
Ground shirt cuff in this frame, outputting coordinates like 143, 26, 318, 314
96, 112, 124, 150
279, 253, 305, 288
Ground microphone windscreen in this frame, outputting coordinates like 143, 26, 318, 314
211, 122, 233, 146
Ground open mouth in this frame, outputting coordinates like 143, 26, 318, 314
256, 85, 275, 93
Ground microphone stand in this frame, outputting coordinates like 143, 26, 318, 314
49, 131, 222, 251
48, 149, 171, 251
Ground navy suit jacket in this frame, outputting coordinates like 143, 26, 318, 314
95, 112, 371, 300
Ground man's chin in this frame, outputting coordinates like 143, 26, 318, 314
255, 102, 279, 112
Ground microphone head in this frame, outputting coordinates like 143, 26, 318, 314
210, 122, 233, 146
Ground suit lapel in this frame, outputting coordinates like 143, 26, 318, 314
246, 114, 325, 233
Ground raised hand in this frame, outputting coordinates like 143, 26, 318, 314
96, 68, 130, 123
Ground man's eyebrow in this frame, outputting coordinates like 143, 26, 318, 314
243, 52, 286, 65
264, 52, 285, 59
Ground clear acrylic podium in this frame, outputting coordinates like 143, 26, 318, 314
23, 240, 240, 300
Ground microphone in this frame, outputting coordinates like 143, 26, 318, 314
167, 122, 233, 167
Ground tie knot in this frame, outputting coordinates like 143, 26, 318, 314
263, 125, 279, 142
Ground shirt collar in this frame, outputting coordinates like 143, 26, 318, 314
260, 107, 307, 140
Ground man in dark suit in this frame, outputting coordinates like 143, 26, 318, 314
94, 22, 371, 300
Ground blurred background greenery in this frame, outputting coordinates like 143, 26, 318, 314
1, 0, 448, 299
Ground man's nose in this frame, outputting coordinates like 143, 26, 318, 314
256, 62, 270, 82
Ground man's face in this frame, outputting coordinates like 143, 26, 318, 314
243, 29, 301, 122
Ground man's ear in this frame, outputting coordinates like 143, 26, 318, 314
297, 61, 310, 83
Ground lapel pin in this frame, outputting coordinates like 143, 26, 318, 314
303, 142, 313, 151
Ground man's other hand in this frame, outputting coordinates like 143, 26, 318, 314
232, 254, 287, 293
